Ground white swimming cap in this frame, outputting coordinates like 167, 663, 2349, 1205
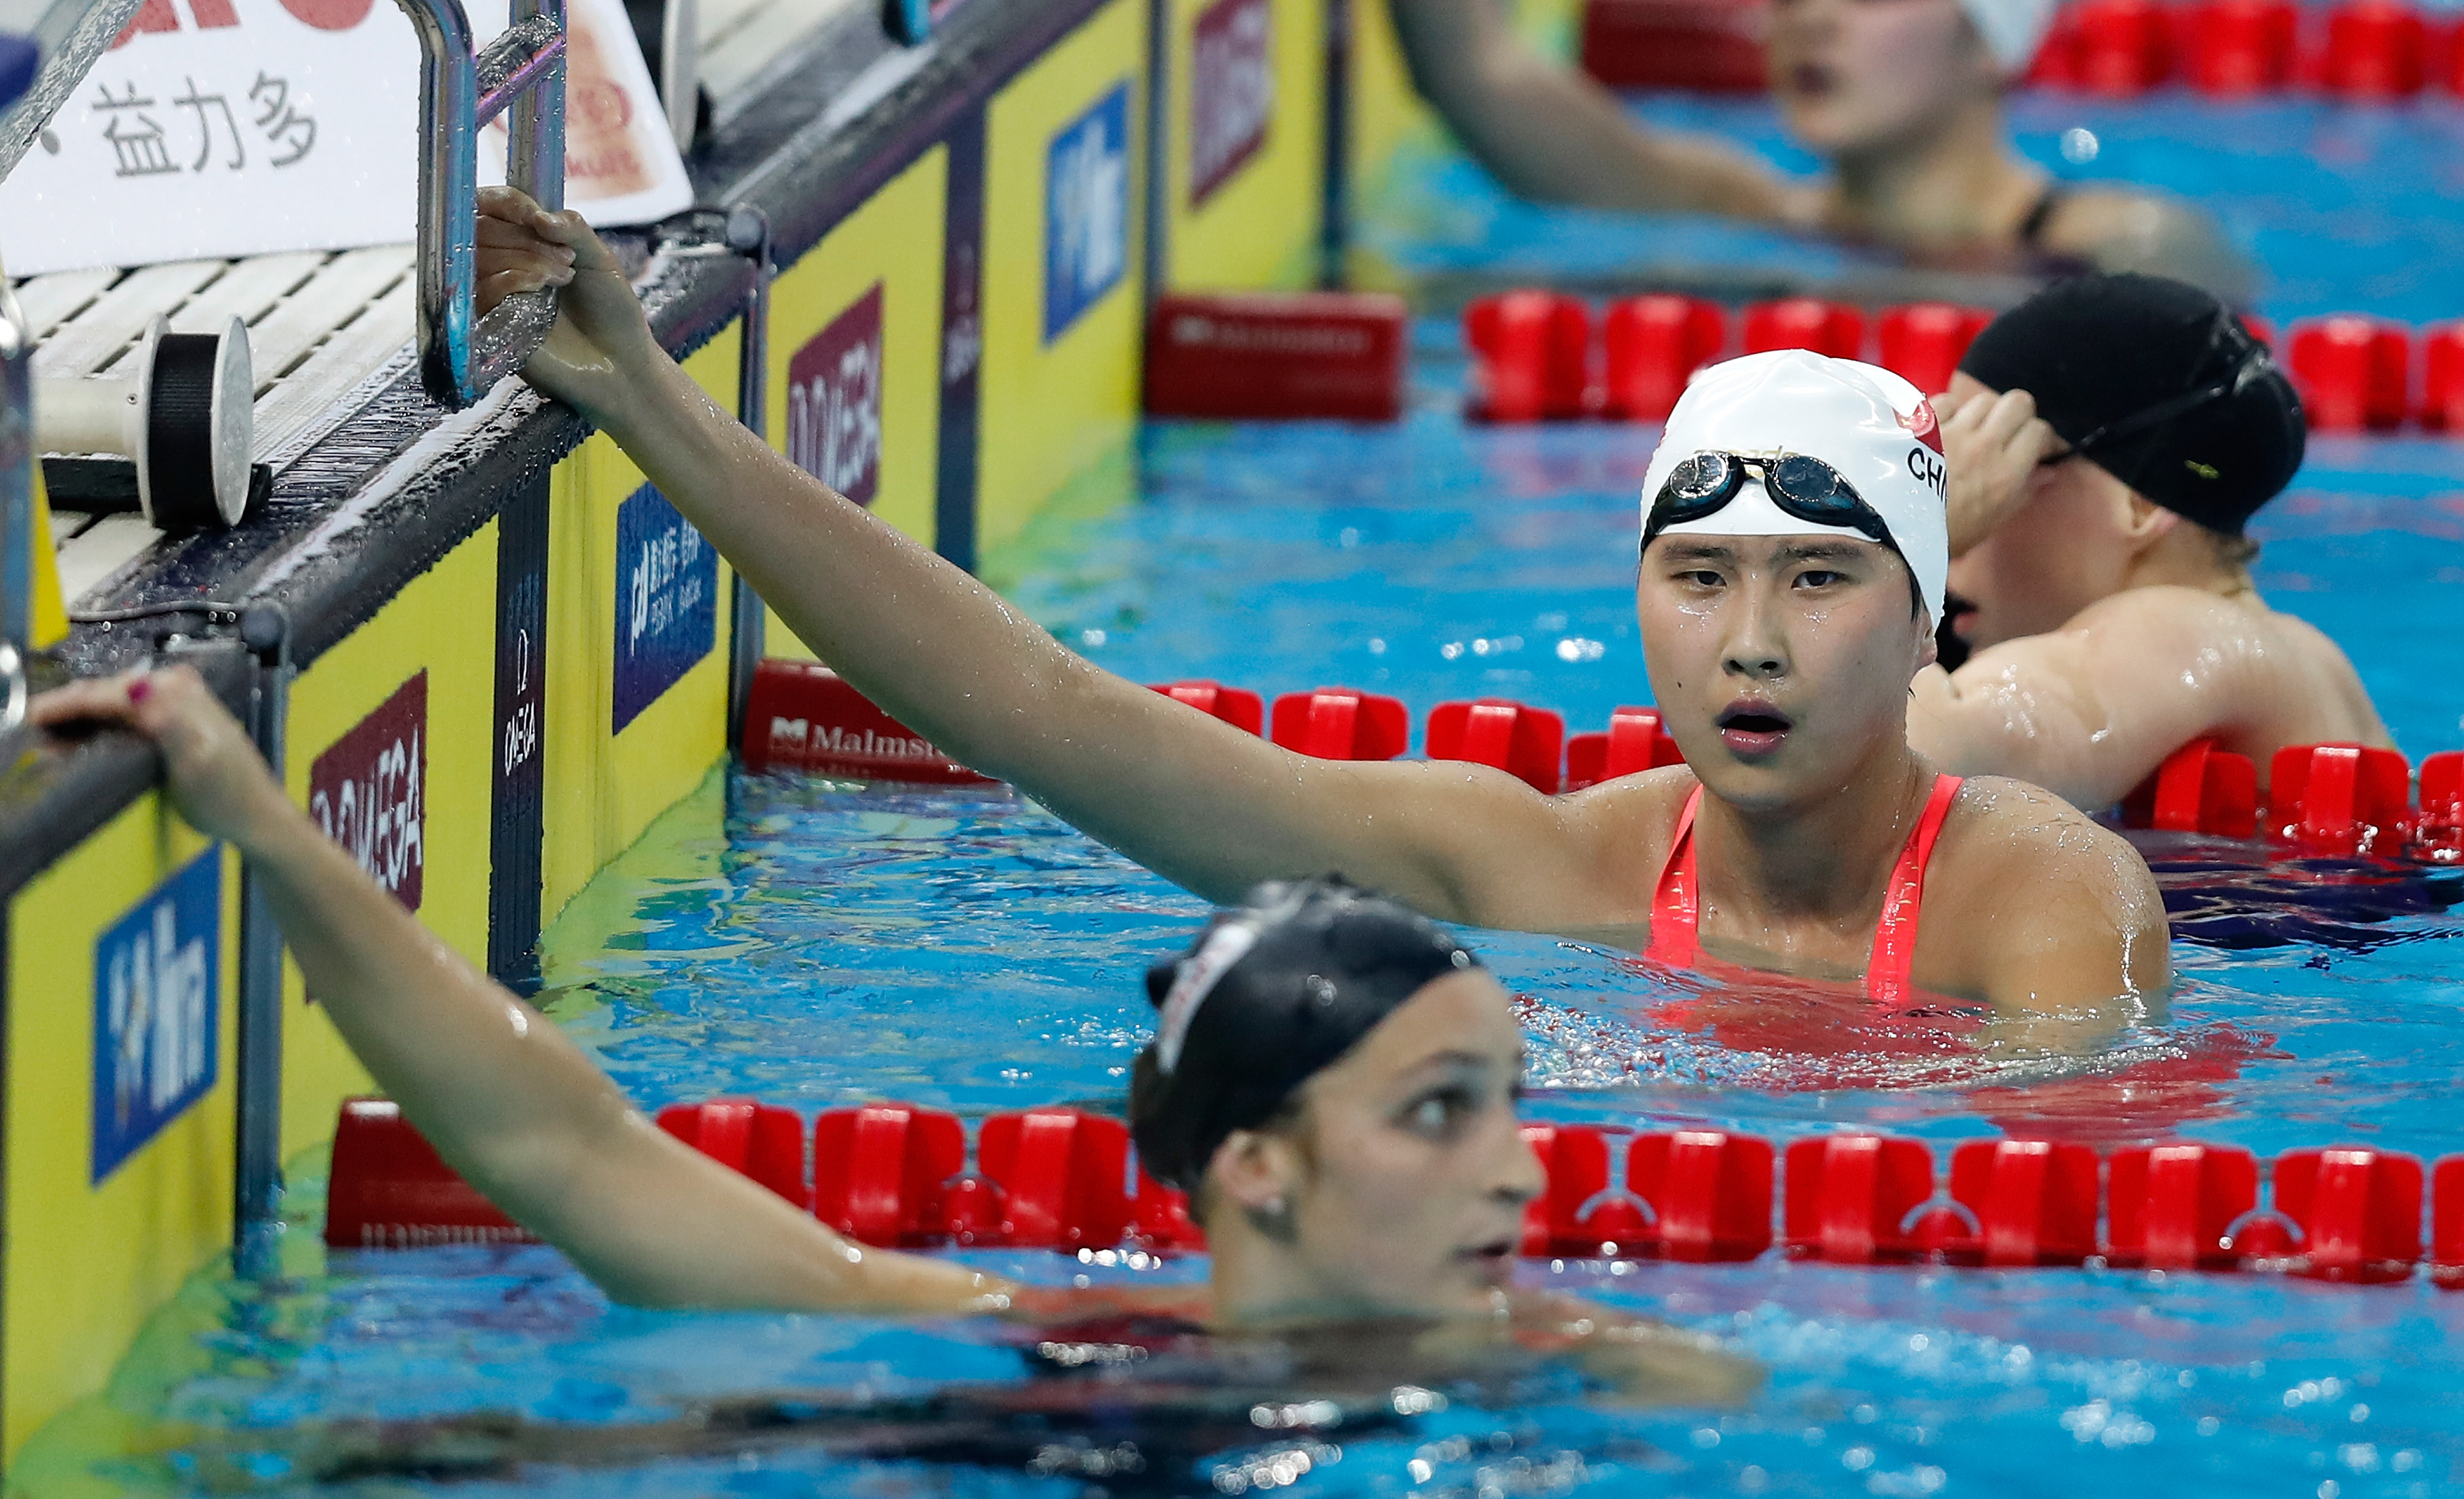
1958, 0, 2059, 74
1640, 349, 1950, 622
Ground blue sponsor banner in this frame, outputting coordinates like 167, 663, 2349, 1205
92, 846, 221, 1185
1044, 82, 1131, 344
612, 482, 718, 732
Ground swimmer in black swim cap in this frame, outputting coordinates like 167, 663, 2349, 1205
31, 671, 1753, 1394
1909, 272, 2394, 812
1129, 878, 1546, 1319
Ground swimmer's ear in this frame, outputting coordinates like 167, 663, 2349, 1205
1206, 1126, 1307, 1232
1915, 612, 1940, 672
2117, 491, 2180, 548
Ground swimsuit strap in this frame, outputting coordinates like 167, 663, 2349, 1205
1865, 775, 1964, 1008
1645, 785, 1704, 969
2016, 183, 2067, 249
1646, 776, 1963, 1004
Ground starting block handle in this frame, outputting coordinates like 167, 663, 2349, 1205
393, 0, 567, 409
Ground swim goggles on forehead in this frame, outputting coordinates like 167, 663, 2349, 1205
2043, 315, 2274, 465
1642, 450, 1905, 556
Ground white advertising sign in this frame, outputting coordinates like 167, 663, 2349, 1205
0, 0, 691, 276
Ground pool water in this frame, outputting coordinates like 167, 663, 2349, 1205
68, 92, 2464, 1499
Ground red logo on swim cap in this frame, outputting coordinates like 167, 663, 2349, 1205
1899, 399, 1944, 455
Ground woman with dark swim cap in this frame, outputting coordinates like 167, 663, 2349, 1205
27, 671, 1751, 1396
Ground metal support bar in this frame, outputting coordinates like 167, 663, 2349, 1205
230, 605, 292, 1274
724, 206, 771, 748
392, 0, 569, 408
1318, 0, 1353, 289
0, 248, 33, 733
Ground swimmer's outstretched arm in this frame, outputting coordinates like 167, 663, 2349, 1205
1385, 0, 1799, 220
33, 669, 1018, 1316
474, 189, 1621, 932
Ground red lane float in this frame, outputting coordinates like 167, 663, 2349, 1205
1741, 298, 1865, 360
2416, 751, 2464, 861
1425, 698, 1567, 793
1270, 687, 1411, 761
1133, 1168, 1207, 1252
2071, 0, 2173, 94
326, 1101, 2464, 1285
2120, 737, 2259, 838
1947, 1139, 2101, 1266
1465, 291, 1594, 422
2273, 1146, 2423, 1280
969, 1108, 1133, 1251
325, 1099, 535, 1248
742, 661, 995, 784
659, 1099, 809, 1208
2269, 742, 2411, 856
1142, 291, 1409, 422
2287, 317, 2411, 433
2186, 0, 2299, 93
2421, 323, 2464, 433
2107, 1142, 2258, 1268
2320, 0, 2431, 96
1602, 295, 1727, 421
1564, 706, 1684, 791
1151, 679, 1265, 736
813, 1102, 966, 1246
1782, 1134, 1937, 1264
1579, 0, 1769, 91
1873, 304, 1988, 399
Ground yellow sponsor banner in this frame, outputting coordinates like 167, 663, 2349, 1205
277, 522, 500, 1164
540, 328, 742, 922
761, 150, 950, 661
1166, 0, 1326, 291
3, 803, 237, 1462
977, 0, 1149, 557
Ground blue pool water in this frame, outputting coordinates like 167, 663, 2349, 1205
73, 94, 2464, 1499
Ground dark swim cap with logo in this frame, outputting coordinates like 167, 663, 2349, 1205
1957, 272, 2304, 537
1128, 877, 1480, 1192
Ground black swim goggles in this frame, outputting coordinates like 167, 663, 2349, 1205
1642, 450, 1904, 556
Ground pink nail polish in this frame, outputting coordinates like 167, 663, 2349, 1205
128, 677, 152, 703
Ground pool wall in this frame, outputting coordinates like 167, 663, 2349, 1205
0, 0, 1448, 1467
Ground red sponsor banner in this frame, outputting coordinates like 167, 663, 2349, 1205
1190, 0, 1271, 204
740, 661, 994, 785
309, 671, 427, 911
787, 283, 886, 507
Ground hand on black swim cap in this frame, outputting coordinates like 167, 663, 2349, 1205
1958, 272, 2303, 537
1127, 876, 1479, 1194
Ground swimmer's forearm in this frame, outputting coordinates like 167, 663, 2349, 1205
241, 802, 1017, 1312
1388, 0, 1784, 218
578, 356, 1552, 916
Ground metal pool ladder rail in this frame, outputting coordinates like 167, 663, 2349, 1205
394, 0, 569, 408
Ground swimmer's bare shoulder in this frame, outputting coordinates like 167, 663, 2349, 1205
1913, 775, 2170, 1043
1522, 764, 1701, 942
2039, 185, 2255, 305
2057, 585, 2393, 753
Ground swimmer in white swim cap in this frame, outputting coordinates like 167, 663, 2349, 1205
463, 193, 2168, 1051
1380, 0, 2248, 297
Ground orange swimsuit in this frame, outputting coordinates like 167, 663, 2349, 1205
1645, 775, 1964, 1006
